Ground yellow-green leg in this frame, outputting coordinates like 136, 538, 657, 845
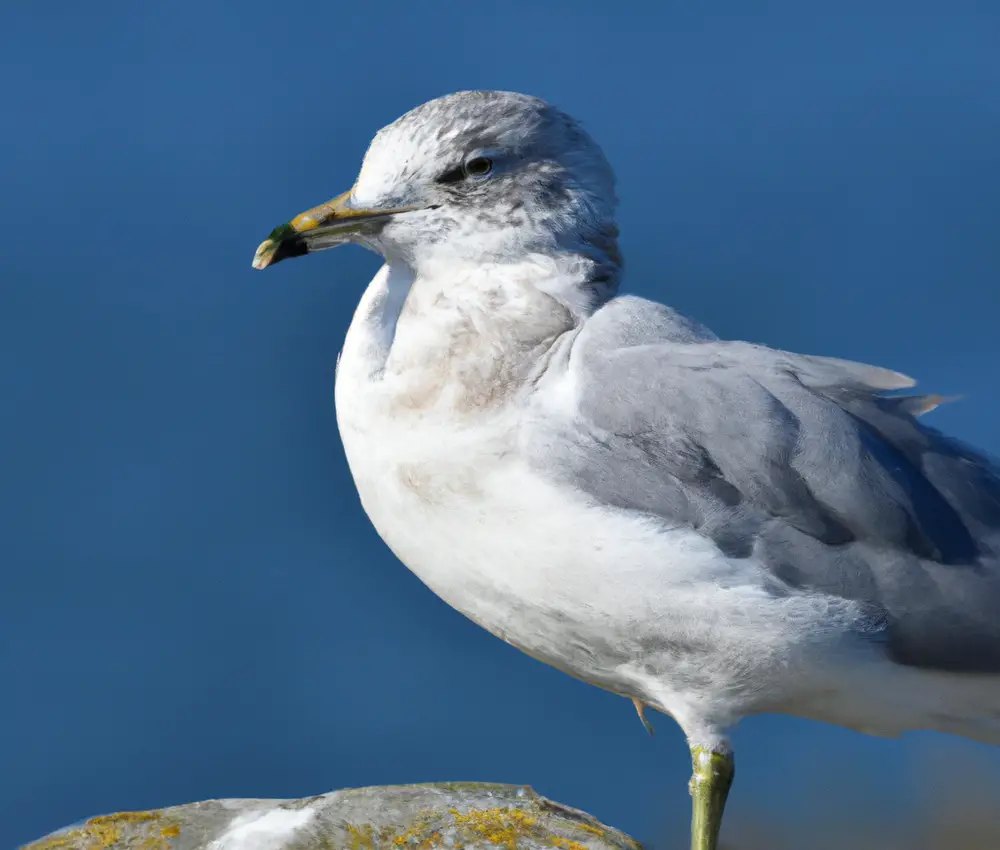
688, 746, 735, 850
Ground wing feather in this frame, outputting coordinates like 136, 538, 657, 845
538, 296, 1000, 671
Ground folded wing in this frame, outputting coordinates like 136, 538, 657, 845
541, 296, 1000, 672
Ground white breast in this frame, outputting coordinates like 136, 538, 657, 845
335, 391, 652, 672
334, 264, 676, 681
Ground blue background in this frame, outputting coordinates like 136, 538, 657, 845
3, 3, 1000, 848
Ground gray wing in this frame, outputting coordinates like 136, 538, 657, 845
540, 296, 1000, 672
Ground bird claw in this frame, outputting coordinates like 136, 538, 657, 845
632, 697, 655, 736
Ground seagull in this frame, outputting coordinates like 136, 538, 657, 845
253, 91, 1000, 850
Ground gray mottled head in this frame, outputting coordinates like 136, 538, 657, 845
254, 91, 621, 290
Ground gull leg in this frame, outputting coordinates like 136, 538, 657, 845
632, 697, 655, 736
688, 746, 735, 850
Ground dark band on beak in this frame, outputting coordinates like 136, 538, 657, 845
252, 191, 424, 270
263, 223, 309, 266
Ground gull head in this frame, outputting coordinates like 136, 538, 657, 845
253, 91, 620, 278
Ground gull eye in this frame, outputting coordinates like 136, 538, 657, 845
464, 156, 493, 178
435, 156, 495, 186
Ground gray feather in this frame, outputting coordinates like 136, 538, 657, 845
533, 296, 1000, 672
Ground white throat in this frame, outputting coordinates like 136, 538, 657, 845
335, 255, 586, 420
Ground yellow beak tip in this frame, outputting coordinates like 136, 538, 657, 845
252, 239, 278, 270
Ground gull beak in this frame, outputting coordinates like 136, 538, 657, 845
252, 190, 416, 270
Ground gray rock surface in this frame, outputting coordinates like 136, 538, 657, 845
23, 782, 642, 850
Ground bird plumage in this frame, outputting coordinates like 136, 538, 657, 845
255, 89, 1000, 850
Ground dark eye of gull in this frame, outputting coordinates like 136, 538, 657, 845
464, 156, 493, 178
436, 156, 494, 185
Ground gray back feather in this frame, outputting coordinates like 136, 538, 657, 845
533, 295, 1000, 672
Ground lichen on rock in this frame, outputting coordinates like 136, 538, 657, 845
23, 783, 641, 850
24, 810, 182, 850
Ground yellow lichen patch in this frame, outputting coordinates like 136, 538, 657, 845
450, 807, 539, 850
571, 823, 605, 838
25, 810, 180, 850
139, 822, 183, 850
391, 813, 439, 848
410, 831, 442, 849
346, 822, 377, 850
549, 838, 587, 850
88, 813, 160, 826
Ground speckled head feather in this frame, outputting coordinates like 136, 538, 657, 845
352, 91, 621, 276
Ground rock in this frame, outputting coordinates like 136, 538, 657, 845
22, 782, 642, 850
